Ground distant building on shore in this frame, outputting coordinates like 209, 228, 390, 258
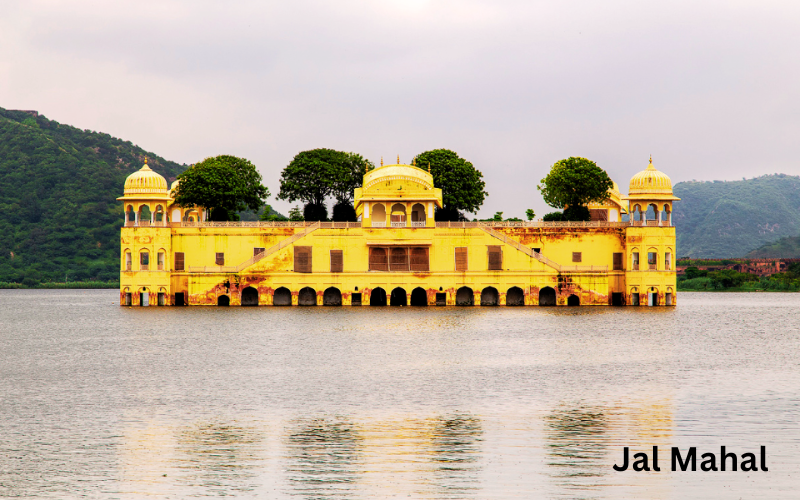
118, 157, 678, 307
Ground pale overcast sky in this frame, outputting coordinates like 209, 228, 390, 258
2, 0, 799, 217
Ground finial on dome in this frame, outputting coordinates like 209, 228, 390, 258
381, 156, 383, 167
413, 158, 416, 167
428, 162, 431, 173
397, 154, 400, 164
647, 155, 655, 170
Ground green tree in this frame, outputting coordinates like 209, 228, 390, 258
537, 157, 613, 220
413, 149, 487, 221
332, 153, 373, 203
259, 204, 288, 221
288, 206, 304, 221
173, 155, 268, 221
526, 209, 536, 221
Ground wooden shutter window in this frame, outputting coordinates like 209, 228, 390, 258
410, 247, 429, 272
572, 252, 582, 263
369, 248, 388, 271
215, 252, 225, 266
330, 250, 343, 273
613, 253, 623, 270
294, 246, 312, 273
254, 247, 265, 256
455, 247, 468, 271
174, 252, 184, 271
390, 247, 409, 271
488, 246, 502, 270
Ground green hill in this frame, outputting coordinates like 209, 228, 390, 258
745, 235, 800, 258
0, 107, 186, 285
673, 175, 800, 258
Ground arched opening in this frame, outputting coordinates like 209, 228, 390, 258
631, 288, 640, 306
567, 294, 580, 306
391, 203, 406, 227
410, 287, 427, 306
370, 287, 387, 306
662, 204, 671, 226
646, 203, 658, 224
123, 287, 132, 306
171, 208, 181, 223
124, 250, 132, 271
539, 287, 556, 306
217, 295, 230, 306
323, 287, 342, 306
140, 288, 149, 306
649, 288, 658, 306
506, 286, 524, 306
480, 287, 499, 306
298, 287, 317, 306
390, 287, 407, 306
126, 205, 136, 225
184, 209, 199, 222
456, 286, 474, 306
371, 203, 386, 226
154, 205, 164, 224
241, 286, 258, 306
411, 203, 426, 226
139, 250, 150, 271
632, 204, 642, 223
139, 205, 152, 225
273, 287, 292, 306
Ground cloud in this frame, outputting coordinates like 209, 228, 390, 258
3, 0, 800, 217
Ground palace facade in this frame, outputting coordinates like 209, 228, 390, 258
118, 158, 678, 307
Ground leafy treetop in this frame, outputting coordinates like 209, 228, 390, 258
537, 157, 613, 210
278, 149, 372, 207
413, 149, 487, 215
173, 155, 269, 221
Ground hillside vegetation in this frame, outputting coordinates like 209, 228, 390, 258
673, 175, 800, 258
0, 108, 186, 285
746, 235, 800, 258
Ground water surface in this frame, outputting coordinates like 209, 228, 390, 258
0, 290, 798, 498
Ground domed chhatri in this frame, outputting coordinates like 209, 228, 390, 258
122, 158, 169, 196
354, 162, 443, 228
627, 156, 680, 201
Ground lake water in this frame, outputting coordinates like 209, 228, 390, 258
0, 290, 798, 499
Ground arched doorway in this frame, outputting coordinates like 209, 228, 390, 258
371, 203, 386, 227
273, 287, 292, 306
241, 287, 258, 306
370, 287, 387, 306
456, 286, 474, 306
506, 287, 524, 306
390, 287, 407, 306
298, 287, 317, 306
539, 287, 556, 306
217, 295, 230, 306
480, 287, 499, 306
410, 287, 428, 306
567, 294, 580, 306
323, 287, 342, 306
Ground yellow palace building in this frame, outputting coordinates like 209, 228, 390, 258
118, 158, 678, 307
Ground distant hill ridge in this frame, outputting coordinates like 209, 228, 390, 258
673, 174, 800, 258
0, 107, 186, 284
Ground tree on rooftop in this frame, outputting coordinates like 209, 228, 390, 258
412, 149, 487, 221
172, 155, 269, 221
537, 157, 613, 221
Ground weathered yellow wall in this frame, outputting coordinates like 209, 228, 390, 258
120, 224, 677, 307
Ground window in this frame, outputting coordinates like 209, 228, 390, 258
125, 292, 132, 306
369, 248, 388, 271
533, 247, 541, 254
410, 247, 429, 272
488, 246, 503, 270
572, 252, 582, 263
174, 252, 185, 271
294, 246, 312, 273
632, 252, 639, 271
455, 247, 468, 271
613, 253, 623, 271
157, 292, 165, 306
254, 247, 265, 256
125, 252, 132, 271
648, 251, 657, 270
157, 252, 165, 271
665, 252, 672, 271
215, 252, 225, 266
390, 247, 409, 271
330, 250, 343, 273
140, 251, 149, 271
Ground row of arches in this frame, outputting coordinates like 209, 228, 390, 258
630, 203, 672, 225
216, 286, 580, 307
124, 204, 204, 226
369, 202, 427, 226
